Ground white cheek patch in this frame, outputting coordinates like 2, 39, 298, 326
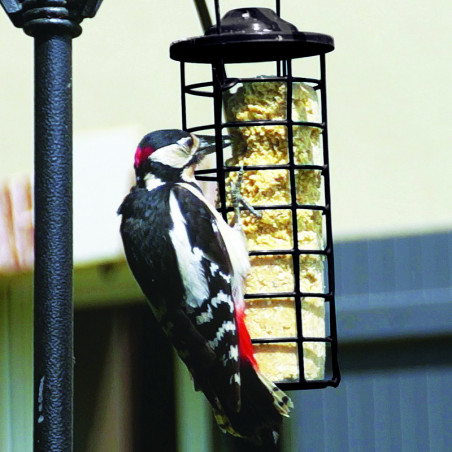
169, 191, 209, 307
151, 144, 191, 168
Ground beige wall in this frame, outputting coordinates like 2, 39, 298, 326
1, 0, 451, 247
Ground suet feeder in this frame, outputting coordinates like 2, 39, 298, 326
171, 1, 340, 390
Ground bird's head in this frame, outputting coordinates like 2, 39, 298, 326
133, 129, 222, 187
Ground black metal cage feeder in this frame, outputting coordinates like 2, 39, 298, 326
171, 1, 340, 390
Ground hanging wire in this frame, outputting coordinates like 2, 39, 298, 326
193, 0, 212, 32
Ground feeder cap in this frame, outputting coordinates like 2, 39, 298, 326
170, 7, 334, 64
205, 8, 298, 35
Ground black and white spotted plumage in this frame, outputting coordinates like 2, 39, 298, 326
118, 129, 292, 444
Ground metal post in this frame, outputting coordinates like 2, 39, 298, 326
33, 30, 76, 451
0, 1, 103, 450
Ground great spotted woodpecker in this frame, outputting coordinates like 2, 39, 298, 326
118, 129, 292, 444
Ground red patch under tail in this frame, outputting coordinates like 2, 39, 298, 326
235, 303, 258, 368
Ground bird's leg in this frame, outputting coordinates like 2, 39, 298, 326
230, 165, 262, 229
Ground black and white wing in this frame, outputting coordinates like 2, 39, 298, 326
168, 183, 244, 414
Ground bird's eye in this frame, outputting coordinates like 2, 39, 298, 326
183, 137, 193, 149
177, 136, 193, 154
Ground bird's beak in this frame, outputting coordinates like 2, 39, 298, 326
195, 134, 231, 156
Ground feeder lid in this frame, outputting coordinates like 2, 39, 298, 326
170, 7, 334, 64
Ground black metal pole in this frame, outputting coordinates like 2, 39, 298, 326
33, 31, 76, 452
0, 2, 103, 450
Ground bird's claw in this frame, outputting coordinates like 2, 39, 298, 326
230, 166, 262, 228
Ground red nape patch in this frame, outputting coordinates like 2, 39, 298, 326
134, 146, 154, 168
235, 305, 258, 368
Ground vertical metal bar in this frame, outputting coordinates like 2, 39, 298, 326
213, 0, 221, 32
180, 62, 187, 131
212, 62, 227, 221
320, 53, 340, 385
33, 33, 74, 452
285, 59, 306, 382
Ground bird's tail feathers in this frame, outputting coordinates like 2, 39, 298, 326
255, 367, 293, 417
213, 407, 244, 439
211, 360, 293, 444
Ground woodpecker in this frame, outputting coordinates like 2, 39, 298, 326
118, 129, 292, 444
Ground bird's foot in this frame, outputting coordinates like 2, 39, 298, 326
230, 166, 262, 228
